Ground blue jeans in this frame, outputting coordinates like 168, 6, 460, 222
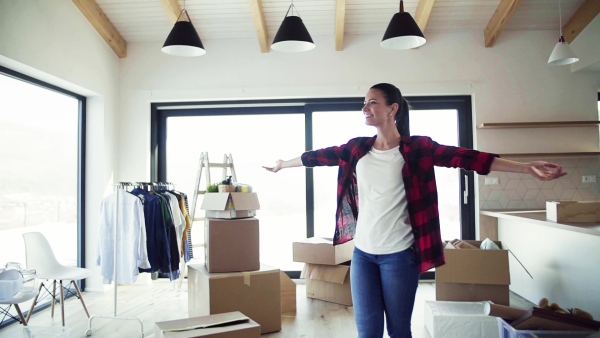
350, 246, 420, 338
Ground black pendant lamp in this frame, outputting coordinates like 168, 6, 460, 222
381, 0, 426, 50
162, 8, 205, 57
271, 1, 315, 52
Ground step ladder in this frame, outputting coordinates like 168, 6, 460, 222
189, 152, 237, 223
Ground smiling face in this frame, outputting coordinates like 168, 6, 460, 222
363, 88, 398, 128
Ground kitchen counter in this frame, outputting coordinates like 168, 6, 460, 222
480, 209, 600, 237
479, 209, 600, 320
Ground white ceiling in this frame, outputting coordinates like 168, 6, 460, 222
95, 0, 586, 44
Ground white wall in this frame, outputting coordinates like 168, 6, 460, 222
0, 0, 120, 291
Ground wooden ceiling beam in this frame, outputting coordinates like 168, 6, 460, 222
159, 0, 182, 24
563, 0, 600, 44
484, 0, 522, 48
414, 0, 435, 33
249, 0, 269, 53
335, 0, 346, 51
71, 0, 127, 58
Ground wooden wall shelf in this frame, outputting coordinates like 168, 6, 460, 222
478, 121, 600, 129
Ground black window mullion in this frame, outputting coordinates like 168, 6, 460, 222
305, 109, 314, 238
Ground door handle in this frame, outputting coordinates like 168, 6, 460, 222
463, 175, 468, 204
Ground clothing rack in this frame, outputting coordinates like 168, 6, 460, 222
86, 182, 146, 337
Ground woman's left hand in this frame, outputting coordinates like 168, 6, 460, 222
526, 161, 567, 181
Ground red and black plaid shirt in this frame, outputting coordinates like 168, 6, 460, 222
301, 135, 498, 273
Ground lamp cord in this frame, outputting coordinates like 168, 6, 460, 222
285, 1, 302, 18
558, 0, 562, 36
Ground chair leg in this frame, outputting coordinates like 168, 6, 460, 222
26, 282, 44, 323
72, 280, 90, 318
51, 280, 56, 318
59, 280, 65, 327
14, 304, 27, 326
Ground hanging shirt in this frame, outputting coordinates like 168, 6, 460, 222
97, 189, 150, 284
165, 191, 185, 256
132, 188, 172, 276
154, 192, 180, 280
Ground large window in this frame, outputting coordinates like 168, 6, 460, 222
312, 108, 462, 242
152, 96, 474, 275
0, 66, 86, 325
164, 112, 306, 271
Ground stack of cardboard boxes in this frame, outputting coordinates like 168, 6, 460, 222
427, 239, 511, 338
292, 237, 354, 306
154, 191, 284, 337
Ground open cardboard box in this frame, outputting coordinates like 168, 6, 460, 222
201, 192, 260, 219
302, 263, 352, 306
154, 311, 261, 338
436, 240, 511, 305
510, 307, 600, 332
293, 237, 353, 265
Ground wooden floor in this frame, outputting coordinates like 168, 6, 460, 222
0, 279, 536, 338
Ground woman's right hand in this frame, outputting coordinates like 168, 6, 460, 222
263, 160, 283, 173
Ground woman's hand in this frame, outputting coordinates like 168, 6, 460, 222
525, 161, 567, 181
263, 157, 303, 173
263, 160, 284, 173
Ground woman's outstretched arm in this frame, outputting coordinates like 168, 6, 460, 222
490, 157, 567, 181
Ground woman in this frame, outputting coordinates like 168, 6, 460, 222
263, 83, 566, 338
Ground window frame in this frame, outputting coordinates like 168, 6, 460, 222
0, 65, 87, 326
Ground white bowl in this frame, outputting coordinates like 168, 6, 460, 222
0, 269, 24, 299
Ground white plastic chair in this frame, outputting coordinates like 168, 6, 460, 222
23, 232, 92, 326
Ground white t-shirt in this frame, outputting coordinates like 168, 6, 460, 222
354, 146, 415, 255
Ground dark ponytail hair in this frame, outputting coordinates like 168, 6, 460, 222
370, 83, 410, 136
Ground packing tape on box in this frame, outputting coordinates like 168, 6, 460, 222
243, 272, 251, 286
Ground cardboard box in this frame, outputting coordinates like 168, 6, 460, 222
154, 311, 261, 338
204, 218, 259, 273
293, 237, 354, 265
436, 240, 510, 306
188, 264, 281, 334
424, 301, 500, 338
280, 271, 296, 314
302, 263, 352, 306
201, 193, 260, 219
205, 209, 256, 219
546, 201, 600, 223
497, 317, 596, 338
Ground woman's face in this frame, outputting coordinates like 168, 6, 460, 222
363, 88, 396, 127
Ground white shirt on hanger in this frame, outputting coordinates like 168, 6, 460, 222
97, 189, 151, 284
